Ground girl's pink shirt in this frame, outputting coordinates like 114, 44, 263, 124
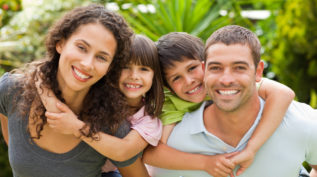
127, 106, 163, 146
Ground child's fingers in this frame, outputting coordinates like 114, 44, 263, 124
236, 166, 247, 176
45, 112, 61, 120
56, 102, 70, 112
222, 158, 235, 170
225, 151, 240, 159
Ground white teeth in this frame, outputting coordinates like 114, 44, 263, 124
74, 68, 90, 79
219, 90, 238, 95
126, 84, 141, 88
187, 86, 200, 94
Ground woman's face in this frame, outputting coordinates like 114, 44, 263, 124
56, 23, 117, 95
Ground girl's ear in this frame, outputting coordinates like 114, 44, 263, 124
56, 40, 65, 54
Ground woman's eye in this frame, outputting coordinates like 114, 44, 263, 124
77, 45, 87, 52
97, 55, 107, 61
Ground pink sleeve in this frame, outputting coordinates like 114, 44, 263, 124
129, 114, 163, 146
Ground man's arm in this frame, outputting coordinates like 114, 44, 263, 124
118, 157, 149, 177
310, 165, 317, 177
0, 114, 8, 145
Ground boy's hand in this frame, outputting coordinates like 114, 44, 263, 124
229, 149, 255, 176
203, 152, 237, 177
46, 102, 84, 136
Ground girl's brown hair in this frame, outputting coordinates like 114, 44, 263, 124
108, 34, 164, 117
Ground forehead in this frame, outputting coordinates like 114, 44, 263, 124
206, 43, 253, 66
164, 58, 201, 76
69, 23, 117, 57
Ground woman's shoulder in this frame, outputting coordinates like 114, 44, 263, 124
0, 72, 23, 91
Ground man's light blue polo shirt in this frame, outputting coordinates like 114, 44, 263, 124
151, 99, 317, 177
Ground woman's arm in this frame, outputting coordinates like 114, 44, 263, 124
118, 157, 149, 177
0, 114, 8, 145
37, 83, 148, 161
230, 78, 295, 175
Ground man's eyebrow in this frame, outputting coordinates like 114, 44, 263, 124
233, 61, 249, 66
207, 61, 221, 66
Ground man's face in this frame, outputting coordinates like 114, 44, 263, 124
164, 58, 207, 103
204, 43, 263, 112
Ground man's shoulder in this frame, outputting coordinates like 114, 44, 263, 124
285, 101, 316, 120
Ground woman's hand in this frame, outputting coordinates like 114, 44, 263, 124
46, 102, 84, 136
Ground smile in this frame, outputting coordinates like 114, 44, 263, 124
72, 66, 91, 81
218, 89, 239, 95
125, 83, 142, 89
186, 84, 202, 95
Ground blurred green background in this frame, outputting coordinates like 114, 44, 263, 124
0, 0, 316, 176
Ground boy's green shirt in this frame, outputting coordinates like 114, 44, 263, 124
159, 88, 207, 125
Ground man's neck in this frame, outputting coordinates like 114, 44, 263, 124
203, 95, 261, 147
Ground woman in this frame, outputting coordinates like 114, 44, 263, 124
0, 4, 148, 177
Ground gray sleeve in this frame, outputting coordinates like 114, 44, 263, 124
0, 73, 10, 116
110, 152, 142, 167
108, 119, 141, 167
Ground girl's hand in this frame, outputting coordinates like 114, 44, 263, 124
45, 102, 84, 136
229, 149, 255, 176
203, 152, 237, 177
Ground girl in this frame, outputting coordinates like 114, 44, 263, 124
0, 4, 147, 177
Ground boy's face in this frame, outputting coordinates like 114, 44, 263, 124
164, 57, 206, 103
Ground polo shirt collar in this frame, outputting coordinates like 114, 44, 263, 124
189, 98, 265, 148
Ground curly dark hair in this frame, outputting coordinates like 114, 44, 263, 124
16, 4, 134, 139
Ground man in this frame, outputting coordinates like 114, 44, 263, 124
151, 25, 317, 177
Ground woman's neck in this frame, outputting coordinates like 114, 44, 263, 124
60, 87, 89, 115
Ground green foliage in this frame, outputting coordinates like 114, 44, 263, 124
0, 0, 87, 71
270, 0, 317, 103
0, 0, 22, 27
119, 0, 252, 41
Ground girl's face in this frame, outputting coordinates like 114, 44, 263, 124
56, 23, 117, 95
164, 58, 206, 103
119, 63, 154, 107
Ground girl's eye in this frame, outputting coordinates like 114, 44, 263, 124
141, 67, 150, 71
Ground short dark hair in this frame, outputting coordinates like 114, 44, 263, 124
205, 25, 261, 66
156, 32, 204, 87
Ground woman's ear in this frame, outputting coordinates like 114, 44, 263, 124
56, 40, 65, 54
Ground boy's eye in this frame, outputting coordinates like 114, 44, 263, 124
188, 65, 197, 72
172, 76, 180, 82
